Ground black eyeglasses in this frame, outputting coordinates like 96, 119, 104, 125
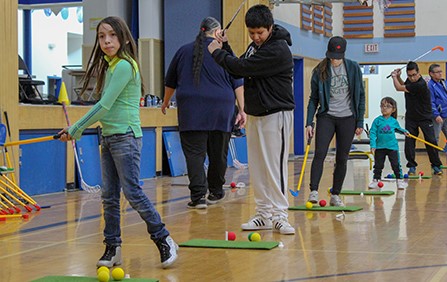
432, 70, 443, 74
380, 104, 394, 109
407, 73, 419, 78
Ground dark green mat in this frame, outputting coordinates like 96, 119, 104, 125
289, 205, 363, 212
340, 190, 394, 195
179, 239, 278, 250
385, 175, 432, 179
441, 165, 447, 169
32, 276, 158, 282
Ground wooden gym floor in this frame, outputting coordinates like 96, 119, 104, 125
1, 150, 447, 282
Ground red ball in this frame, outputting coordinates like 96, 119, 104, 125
230, 182, 236, 188
419, 171, 424, 176
378, 181, 384, 188
319, 199, 327, 207
22, 214, 30, 219
227, 231, 236, 241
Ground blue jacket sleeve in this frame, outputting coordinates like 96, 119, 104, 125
369, 118, 378, 149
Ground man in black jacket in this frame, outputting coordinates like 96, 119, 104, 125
208, 4, 296, 235
391, 61, 443, 175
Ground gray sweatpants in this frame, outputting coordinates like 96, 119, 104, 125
246, 110, 293, 219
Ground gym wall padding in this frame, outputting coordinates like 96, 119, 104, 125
19, 130, 67, 195
163, 0, 222, 76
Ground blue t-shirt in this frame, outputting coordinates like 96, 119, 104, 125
165, 38, 243, 132
370, 115, 407, 151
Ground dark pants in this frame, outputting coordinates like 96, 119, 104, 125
405, 118, 442, 168
310, 115, 356, 195
373, 149, 402, 180
180, 131, 231, 202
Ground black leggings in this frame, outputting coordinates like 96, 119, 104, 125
310, 115, 356, 195
373, 149, 402, 179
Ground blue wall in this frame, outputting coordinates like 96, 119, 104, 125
278, 20, 447, 63
164, 0, 222, 74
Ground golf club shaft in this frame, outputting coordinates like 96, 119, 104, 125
224, 0, 247, 30
4, 134, 60, 147
386, 46, 444, 78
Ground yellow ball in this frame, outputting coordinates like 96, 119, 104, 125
250, 232, 261, 242
111, 267, 125, 281
97, 266, 109, 275
97, 270, 110, 282
305, 201, 313, 209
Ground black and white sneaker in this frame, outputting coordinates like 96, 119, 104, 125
96, 244, 122, 268
155, 236, 178, 268
187, 197, 207, 209
207, 191, 225, 205
241, 214, 272, 230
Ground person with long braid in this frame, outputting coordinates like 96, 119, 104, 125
162, 17, 245, 209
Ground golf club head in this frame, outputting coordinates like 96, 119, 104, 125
289, 189, 299, 197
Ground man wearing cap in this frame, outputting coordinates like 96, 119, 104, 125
305, 36, 365, 207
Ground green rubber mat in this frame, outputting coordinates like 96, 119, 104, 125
32, 276, 158, 282
441, 165, 447, 169
179, 239, 278, 250
340, 190, 395, 195
289, 205, 363, 212
385, 175, 432, 179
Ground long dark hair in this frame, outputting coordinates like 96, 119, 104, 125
381, 96, 398, 118
313, 58, 330, 82
81, 16, 144, 98
192, 17, 220, 86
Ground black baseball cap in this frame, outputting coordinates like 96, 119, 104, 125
326, 36, 347, 59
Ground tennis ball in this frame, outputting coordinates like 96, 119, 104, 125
319, 199, 327, 207
305, 201, 313, 209
97, 266, 109, 275
227, 231, 236, 241
97, 270, 109, 282
250, 232, 261, 242
112, 267, 125, 281
247, 232, 254, 241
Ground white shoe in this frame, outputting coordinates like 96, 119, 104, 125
330, 195, 345, 207
308, 190, 319, 203
272, 217, 295, 235
397, 179, 408, 190
241, 214, 272, 230
368, 179, 379, 189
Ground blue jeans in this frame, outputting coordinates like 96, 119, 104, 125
101, 132, 169, 246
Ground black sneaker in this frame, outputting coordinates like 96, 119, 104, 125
155, 235, 178, 268
207, 191, 225, 205
96, 244, 122, 267
187, 197, 207, 209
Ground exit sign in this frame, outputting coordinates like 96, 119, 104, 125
364, 43, 379, 53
